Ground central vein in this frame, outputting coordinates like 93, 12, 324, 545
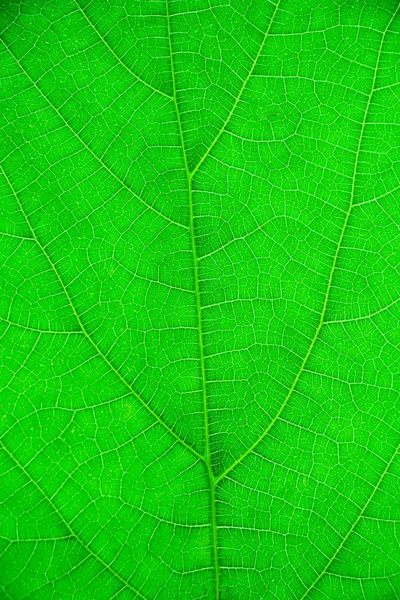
165, 1, 220, 597
187, 171, 221, 599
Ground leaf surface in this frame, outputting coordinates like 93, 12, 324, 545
0, 0, 400, 598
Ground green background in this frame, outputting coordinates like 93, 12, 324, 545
1, 0, 399, 598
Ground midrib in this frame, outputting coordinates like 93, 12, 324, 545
165, 1, 221, 597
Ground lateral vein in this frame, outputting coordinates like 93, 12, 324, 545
0, 163, 204, 464
215, 4, 399, 486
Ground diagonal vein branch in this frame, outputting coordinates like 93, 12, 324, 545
215, 4, 400, 486
0, 163, 204, 464
1, 39, 187, 231
72, 0, 173, 100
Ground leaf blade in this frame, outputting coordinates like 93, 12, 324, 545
1, 0, 399, 598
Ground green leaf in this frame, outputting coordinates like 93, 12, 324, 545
1, 0, 399, 598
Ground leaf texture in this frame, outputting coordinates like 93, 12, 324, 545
0, 0, 400, 598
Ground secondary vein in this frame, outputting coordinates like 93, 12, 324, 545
299, 443, 399, 599
0, 440, 150, 600
190, 0, 282, 178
